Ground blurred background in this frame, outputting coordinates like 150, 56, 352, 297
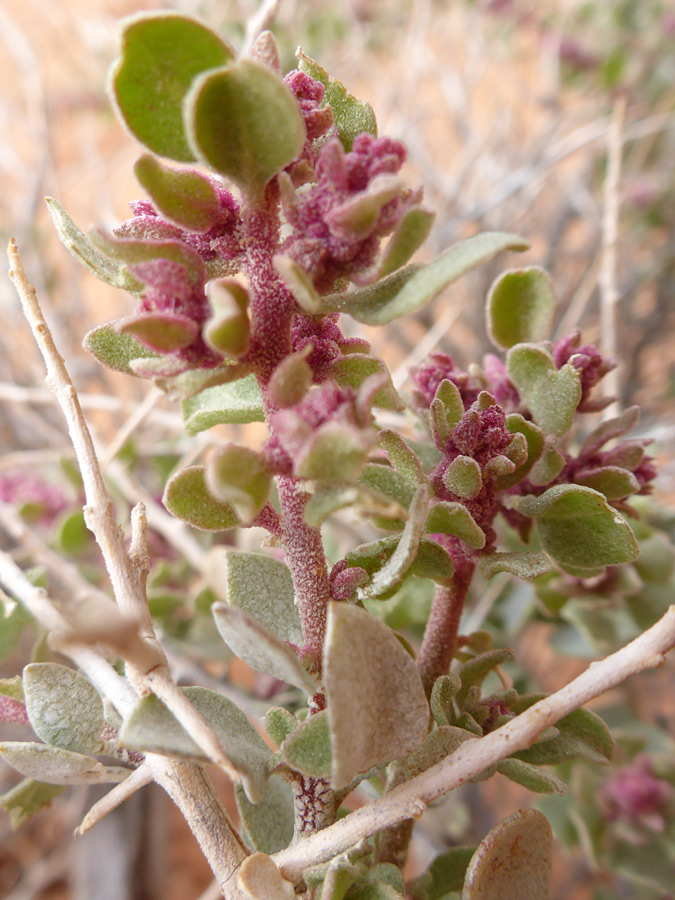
0, 0, 674, 898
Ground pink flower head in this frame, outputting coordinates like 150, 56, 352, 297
411, 353, 482, 410
284, 70, 335, 163
0, 471, 68, 524
282, 133, 417, 292
451, 402, 512, 465
291, 313, 345, 381
482, 353, 520, 409
553, 331, 615, 412
602, 755, 672, 835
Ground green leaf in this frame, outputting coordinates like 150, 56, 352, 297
83, 322, 159, 376
507, 345, 581, 436
0, 742, 128, 786
212, 604, 316, 693
0, 778, 65, 829
235, 776, 294, 855
206, 444, 271, 524
463, 809, 553, 900
511, 699, 614, 765
297, 50, 377, 151
206, 549, 302, 644
580, 405, 640, 457
487, 266, 556, 349
323, 602, 429, 789
359, 464, 416, 508
494, 414, 545, 490
118, 312, 198, 354
429, 379, 465, 449
111, 13, 235, 161
182, 376, 263, 435
119, 686, 271, 801
204, 279, 250, 359
304, 487, 359, 528
264, 708, 297, 747
296, 422, 372, 483
268, 349, 313, 408
23, 663, 104, 756
45, 198, 140, 292
90, 228, 205, 284
528, 444, 565, 486
379, 207, 435, 277
430, 673, 462, 726
442, 456, 482, 500
575, 466, 640, 500
403, 726, 476, 779
497, 758, 567, 794
410, 847, 476, 900
478, 551, 552, 581
456, 649, 515, 710
379, 430, 425, 484
519, 484, 639, 575
329, 356, 404, 411
273, 254, 321, 314
282, 710, 332, 777
0, 598, 32, 665
425, 502, 486, 550
163, 465, 238, 532
322, 233, 529, 325
186, 60, 306, 191
55, 509, 92, 555
359, 485, 430, 598
134, 154, 223, 231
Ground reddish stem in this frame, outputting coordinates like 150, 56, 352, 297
417, 562, 475, 695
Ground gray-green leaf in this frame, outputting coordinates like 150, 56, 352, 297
23, 663, 104, 755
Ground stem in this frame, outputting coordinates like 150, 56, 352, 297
417, 563, 474, 695
291, 773, 336, 836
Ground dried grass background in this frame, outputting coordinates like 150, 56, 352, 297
0, 0, 674, 897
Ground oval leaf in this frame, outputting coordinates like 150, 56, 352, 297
163, 465, 238, 532
0, 742, 127, 786
235, 776, 294, 855
487, 266, 556, 349
182, 376, 264, 435
463, 808, 553, 900
134, 154, 224, 231
111, 13, 235, 161
23, 663, 104, 756
186, 60, 306, 191
323, 602, 429, 789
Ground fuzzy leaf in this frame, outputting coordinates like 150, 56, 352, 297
186, 60, 306, 191
296, 422, 371, 483
379, 207, 435, 277
268, 350, 313, 408
134, 154, 223, 230
212, 604, 316, 693
479, 551, 552, 581
23, 663, 104, 756
579, 405, 640, 457
90, 229, 205, 285
519, 484, 639, 575
237, 853, 296, 900
359, 464, 416, 508
206, 445, 271, 524
359, 485, 430, 598
463, 809, 553, 900
207, 549, 302, 644
507, 345, 581, 436
430, 673, 462, 726
235, 776, 294, 855
46, 199, 140, 291
494, 414, 545, 490
273, 255, 321, 314
304, 487, 359, 527
425, 502, 486, 549
487, 267, 556, 349
497, 758, 567, 794
182, 376, 263, 435
163, 465, 238, 531
0, 742, 128, 786
118, 312, 198, 353
119, 686, 270, 801
111, 13, 235, 161
575, 466, 640, 500
323, 602, 429, 789
264, 708, 297, 747
379, 430, 425, 484
456, 649, 515, 710
443, 456, 482, 500
329, 356, 404, 411
410, 847, 476, 900
297, 50, 377, 150
322, 233, 529, 325
528, 445, 566, 486
83, 322, 159, 376
403, 726, 476, 779
511, 699, 614, 765
0, 778, 64, 829
282, 710, 332, 777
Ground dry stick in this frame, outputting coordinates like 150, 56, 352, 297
274, 604, 675, 882
99, 386, 164, 470
76, 762, 155, 836
7, 240, 249, 897
599, 96, 626, 420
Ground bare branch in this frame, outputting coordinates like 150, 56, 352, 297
76, 763, 154, 836
274, 604, 675, 881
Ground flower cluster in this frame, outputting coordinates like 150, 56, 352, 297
281, 130, 419, 292
602, 755, 673, 840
